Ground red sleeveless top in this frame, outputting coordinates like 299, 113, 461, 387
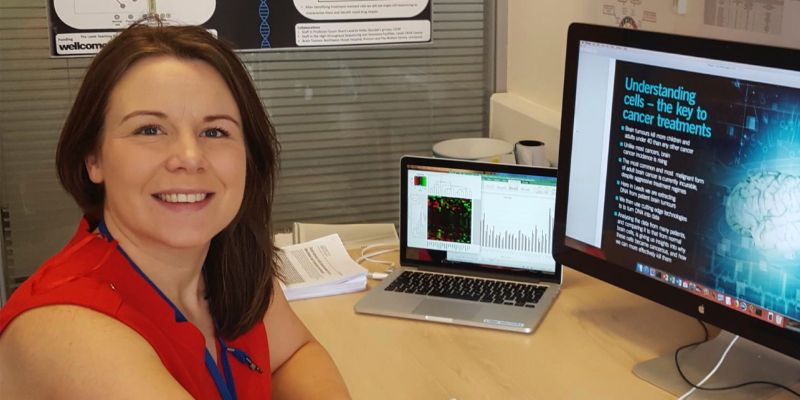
0, 218, 272, 399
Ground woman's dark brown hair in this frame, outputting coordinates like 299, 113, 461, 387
55, 20, 280, 339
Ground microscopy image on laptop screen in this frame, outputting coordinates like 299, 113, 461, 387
427, 196, 473, 243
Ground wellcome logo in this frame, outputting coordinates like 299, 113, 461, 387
57, 41, 105, 51
55, 32, 118, 55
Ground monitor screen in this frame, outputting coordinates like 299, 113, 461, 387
553, 23, 800, 361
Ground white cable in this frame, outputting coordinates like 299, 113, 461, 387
360, 242, 397, 254
355, 248, 398, 264
367, 271, 389, 280
355, 244, 399, 280
356, 243, 398, 265
676, 335, 740, 400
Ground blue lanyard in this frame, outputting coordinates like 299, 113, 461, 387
205, 338, 237, 400
97, 220, 262, 399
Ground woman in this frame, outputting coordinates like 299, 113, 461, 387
0, 21, 350, 399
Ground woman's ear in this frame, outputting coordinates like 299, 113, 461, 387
85, 153, 104, 184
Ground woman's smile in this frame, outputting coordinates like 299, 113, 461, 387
153, 191, 215, 211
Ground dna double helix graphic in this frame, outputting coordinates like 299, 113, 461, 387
259, 0, 271, 48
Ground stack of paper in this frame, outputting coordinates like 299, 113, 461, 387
278, 234, 368, 301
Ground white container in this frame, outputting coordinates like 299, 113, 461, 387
432, 138, 514, 164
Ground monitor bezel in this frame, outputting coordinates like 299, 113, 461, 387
400, 155, 562, 284
553, 23, 800, 360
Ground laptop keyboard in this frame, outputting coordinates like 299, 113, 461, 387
384, 270, 547, 308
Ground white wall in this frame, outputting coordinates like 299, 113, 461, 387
490, 2, 600, 166
490, 0, 800, 167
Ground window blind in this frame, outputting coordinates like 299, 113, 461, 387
0, 0, 493, 296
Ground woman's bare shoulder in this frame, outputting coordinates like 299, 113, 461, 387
0, 305, 192, 400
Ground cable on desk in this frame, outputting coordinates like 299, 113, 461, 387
673, 319, 800, 399
676, 334, 739, 400
356, 243, 398, 280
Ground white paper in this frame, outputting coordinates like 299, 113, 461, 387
293, 0, 429, 21
283, 275, 367, 301
295, 20, 430, 47
278, 234, 367, 301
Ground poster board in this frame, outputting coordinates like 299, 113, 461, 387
598, 0, 800, 50
47, 0, 432, 57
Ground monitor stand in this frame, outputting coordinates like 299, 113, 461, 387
633, 330, 800, 399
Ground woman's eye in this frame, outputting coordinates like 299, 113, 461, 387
136, 125, 162, 136
201, 127, 229, 138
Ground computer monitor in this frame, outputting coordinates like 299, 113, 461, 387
553, 23, 800, 396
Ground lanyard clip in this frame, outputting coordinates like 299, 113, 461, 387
227, 348, 263, 374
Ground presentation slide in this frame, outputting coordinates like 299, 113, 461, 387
600, 60, 800, 322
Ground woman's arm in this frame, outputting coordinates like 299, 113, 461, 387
0, 305, 193, 400
265, 281, 350, 400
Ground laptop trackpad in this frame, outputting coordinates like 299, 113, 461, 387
412, 299, 478, 320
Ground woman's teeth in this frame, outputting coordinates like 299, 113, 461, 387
157, 193, 208, 203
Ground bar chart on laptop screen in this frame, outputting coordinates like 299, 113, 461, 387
480, 179, 555, 256
480, 211, 552, 252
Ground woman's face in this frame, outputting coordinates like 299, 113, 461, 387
86, 56, 247, 251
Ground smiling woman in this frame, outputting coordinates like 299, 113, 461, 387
86, 56, 248, 254
0, 19, 349, 400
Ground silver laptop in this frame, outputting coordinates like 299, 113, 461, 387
355, 156, 561, 333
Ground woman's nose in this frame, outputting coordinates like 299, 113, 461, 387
165, 132, 206, 173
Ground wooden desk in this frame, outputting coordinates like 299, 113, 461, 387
290, 259, 710, 400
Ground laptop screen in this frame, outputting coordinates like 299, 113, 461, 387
401, 157, 559, 279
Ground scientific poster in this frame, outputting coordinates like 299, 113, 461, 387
596, 0, 800, 49
47, 0, 432, 57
